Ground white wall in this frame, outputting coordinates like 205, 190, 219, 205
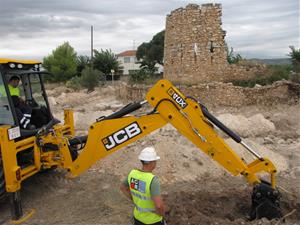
117, 56, 140, 75
118, 55, 164, 75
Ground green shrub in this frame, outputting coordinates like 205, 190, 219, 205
66, 76, 82, 90
129, 68, 162, 84
288, 46, 300, 72
66, 67, 104, 91
129, 68, 151, 84
81, 67, 103, 91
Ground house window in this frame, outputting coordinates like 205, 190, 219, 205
124, 57, 131, 63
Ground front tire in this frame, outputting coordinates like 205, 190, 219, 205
0, 161, 6, 200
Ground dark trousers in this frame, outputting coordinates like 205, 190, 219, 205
134, 217, 165, 225
15, 108, 31, 129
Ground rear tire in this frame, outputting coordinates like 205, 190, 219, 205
0, 161, 6, 200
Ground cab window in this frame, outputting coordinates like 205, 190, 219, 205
0, 73, 15, 125
29, 73, 47, 107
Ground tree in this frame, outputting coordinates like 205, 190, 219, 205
43, 42, 77, 82
77, 55, 90, 75
136, 30, 164, 72
80, 67, 103, 91
93, 49, 120, 75
288, 46, 300, 72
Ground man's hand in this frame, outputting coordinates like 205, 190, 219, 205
120, 184, 132, 201
19, 97, 26, 105
152, 196, 165, 216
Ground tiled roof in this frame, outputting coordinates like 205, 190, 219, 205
117, 50, 137, 57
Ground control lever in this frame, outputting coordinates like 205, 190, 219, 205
37, 118, 60, 136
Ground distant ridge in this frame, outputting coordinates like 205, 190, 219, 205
248, 58, 291, 65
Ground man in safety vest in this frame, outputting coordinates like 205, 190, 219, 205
120, 147, 166, 225
7, 75, 21, 97
7, 76, 34, 129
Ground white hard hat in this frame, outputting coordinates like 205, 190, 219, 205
138, 147, 160, 161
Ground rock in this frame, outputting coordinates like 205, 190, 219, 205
217, 113, 275, 138
56, 92, 67, 104
194, 157, 203, 166
182, 162, 190, 168
263, 137, 274, 144
181, 153, 188, 158
249, 114, 275, 134
48, 96, 57, 106
291, 167, 300, 179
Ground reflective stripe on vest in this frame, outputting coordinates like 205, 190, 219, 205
128, 169, 162, 224
130, 191, 152, 201
134, 204, 156, 212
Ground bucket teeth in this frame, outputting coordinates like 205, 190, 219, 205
249, 181, 282, 220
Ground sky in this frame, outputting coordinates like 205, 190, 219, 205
0, 0, 299, 60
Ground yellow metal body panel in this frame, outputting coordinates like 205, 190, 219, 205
0, 58, 41, 65
0, 109, 75, 193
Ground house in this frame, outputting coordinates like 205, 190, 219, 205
117, 50, 164, 75
117, 50, 140, 75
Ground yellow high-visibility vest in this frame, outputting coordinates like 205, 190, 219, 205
128, 169, 162, 224
8, 85, 20, 97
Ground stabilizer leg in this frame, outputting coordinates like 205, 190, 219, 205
10, 191, 23, 220
9, 191, 35, 224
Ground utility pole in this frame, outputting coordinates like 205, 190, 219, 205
91, 25, 94, 67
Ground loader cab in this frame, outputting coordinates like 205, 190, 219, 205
0, 58, 53, 134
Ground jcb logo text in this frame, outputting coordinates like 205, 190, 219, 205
102, 122, 142, 150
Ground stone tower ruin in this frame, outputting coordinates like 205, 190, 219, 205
163, 3, 264, 84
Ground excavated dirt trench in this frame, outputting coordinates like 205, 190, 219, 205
164, 178, 300, 225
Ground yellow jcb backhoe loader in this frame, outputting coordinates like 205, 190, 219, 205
0, 58, 281, 223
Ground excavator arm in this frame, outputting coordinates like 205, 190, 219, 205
67, 80, 276, 186
61, 79, 281, 220
146, 80, 277, 186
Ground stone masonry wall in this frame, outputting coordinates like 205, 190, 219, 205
117, 81, 300, 108
164, 4, 266, 84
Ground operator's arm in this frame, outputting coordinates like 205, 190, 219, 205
120, 176, 132, 201
151, 176, 165, 216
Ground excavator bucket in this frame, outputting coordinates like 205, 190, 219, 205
249, 182, 282, 220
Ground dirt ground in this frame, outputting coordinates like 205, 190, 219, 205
0, 83, 299, 225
